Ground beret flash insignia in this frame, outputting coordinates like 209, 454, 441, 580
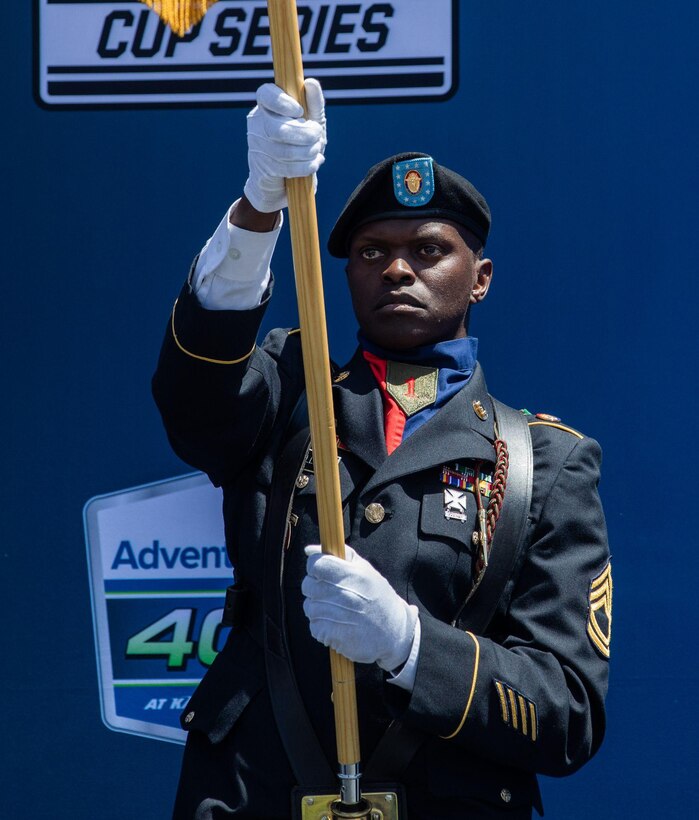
587, 562, 613, 658
393, 157, 435, 207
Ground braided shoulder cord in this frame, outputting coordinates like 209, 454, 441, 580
472, 438, 509, 579
486, 438, 509, 546
451, 437, 513, 624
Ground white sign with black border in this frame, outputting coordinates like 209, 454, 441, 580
35, 0, 458, 109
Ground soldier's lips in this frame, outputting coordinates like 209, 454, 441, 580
374, 292, 425, 312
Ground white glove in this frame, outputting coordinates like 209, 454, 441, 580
243, 79, 327, 213
302, 545, 419, 672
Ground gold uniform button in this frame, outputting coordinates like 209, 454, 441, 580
295, 474, 310, 489
184, 711, 195, 724
364, 503, 386, 524
500, 789, 511, 803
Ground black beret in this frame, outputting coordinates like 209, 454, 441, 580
327, 152, 491, 258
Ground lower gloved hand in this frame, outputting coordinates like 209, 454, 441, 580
302, 545, 418, 672
243, 79, 326, 213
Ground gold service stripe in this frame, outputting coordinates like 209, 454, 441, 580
495, 681, 510, 724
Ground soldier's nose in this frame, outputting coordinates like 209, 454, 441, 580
382, 257, 415, 284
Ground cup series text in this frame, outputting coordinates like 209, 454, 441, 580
97, 3, 395, 60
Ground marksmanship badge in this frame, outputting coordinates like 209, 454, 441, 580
393, 157, 435, 207
443, 488, 467, 522
587, 562, 613, 658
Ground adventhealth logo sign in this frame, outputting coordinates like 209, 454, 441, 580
35, 0, 457, 108
111, 540, 230, 570
84, 472, 229, 743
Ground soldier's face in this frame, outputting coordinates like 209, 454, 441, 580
345, 218, 492, 351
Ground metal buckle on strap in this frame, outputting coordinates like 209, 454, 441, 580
221, 584, 247, 627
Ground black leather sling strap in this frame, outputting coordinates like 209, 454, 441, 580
451, 397, 534, 633
262, 425, 336, 786
365, 398, 533, 780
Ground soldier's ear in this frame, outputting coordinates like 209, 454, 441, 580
470, 258, 493, 304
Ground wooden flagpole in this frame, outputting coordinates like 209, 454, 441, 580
266, 0, 363, 790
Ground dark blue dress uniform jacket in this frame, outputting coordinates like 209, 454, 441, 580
153, 277, 611, 819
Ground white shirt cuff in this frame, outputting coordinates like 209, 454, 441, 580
192, 200, 283, 310
387, 616, 421, 692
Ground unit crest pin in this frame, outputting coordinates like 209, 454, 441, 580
404, 169, 423, 194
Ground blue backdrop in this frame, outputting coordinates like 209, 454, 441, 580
4, 2, 698, 817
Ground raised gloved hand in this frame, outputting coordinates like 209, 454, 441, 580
243, 79, 327, 213
302, 545, 419, 672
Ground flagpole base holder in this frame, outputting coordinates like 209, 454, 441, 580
331, 797, 371, 818
294, 788, 402, 820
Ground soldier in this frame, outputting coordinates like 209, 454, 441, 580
153, 80, 611, 819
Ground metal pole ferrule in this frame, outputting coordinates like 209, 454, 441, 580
338, 762, 361, 806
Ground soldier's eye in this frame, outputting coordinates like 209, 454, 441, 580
420, 244, 441, 256
361, 248, 382, 260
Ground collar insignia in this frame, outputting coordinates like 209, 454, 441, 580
587, 562, 613, 658
472, 399, 488, 420
385, 361, 438, 416
392, 157, 435, 207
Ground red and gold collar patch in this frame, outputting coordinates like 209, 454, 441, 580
385, 361, 438, 416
